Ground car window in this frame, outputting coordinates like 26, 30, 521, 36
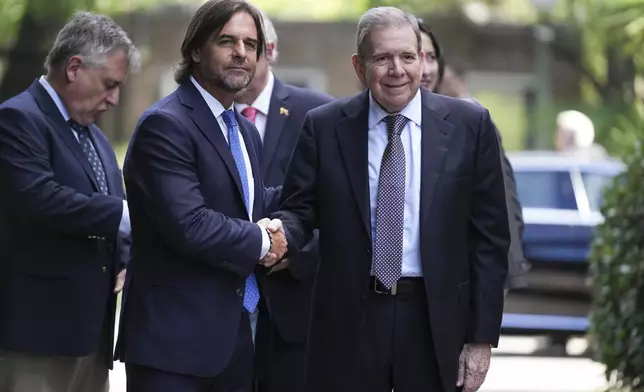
514, 171, 578, 210
581, 172, 615, 212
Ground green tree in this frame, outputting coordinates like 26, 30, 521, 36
585, 1, 644, 390
551, 0, 644, 154
0, 0, 186, 102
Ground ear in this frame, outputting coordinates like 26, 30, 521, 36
191, 47, 201, 63
266, 42, 276, 62
65, 56, 83, 82
351, 54, 367, 88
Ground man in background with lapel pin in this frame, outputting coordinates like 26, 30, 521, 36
234, 10, 334, 392
0, 11, 138, 392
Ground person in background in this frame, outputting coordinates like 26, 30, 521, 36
234, 10, 334, 392
417, 17, 445, 93
555, 109, 608, 159
0, 11, 137, 392
417, 22, 529, 295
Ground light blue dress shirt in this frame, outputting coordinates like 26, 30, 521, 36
368, 89, 423, 277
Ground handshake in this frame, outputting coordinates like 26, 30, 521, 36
258, 218, 288, 271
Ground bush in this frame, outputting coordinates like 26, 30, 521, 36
589, 139, 644, 390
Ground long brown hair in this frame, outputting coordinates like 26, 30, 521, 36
174, 0, 267, 84
417, 17, 444, 92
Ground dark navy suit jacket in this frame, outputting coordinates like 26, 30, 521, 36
115, 80, 280, 377
254, 78, 333, 343
0, 80, 128, 366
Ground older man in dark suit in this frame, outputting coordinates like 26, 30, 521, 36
0, 12, 138, 392
234, 11, 334, 392
271, 6, 510, 392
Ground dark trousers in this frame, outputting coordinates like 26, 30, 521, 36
126, 311, 254, 392
254, 295, 306, 392
360, 278, 443, 392
255, 333, 305, 392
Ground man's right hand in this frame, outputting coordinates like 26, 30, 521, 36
258, 218, 287, 267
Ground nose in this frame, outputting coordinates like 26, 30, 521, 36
388, 57, 405, 77
106, 87, 120, 107
233, 40, 247, 59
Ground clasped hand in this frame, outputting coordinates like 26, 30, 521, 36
456, 343, 491, 392
257, 218, 287, 267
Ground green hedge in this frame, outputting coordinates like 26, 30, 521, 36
589, 140, 644, 390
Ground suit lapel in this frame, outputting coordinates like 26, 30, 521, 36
419, 90, 454, 234
177, 82, 246, 207
29, 81, 101, 193
336, 91, 371, 237
261, 79, 290, 177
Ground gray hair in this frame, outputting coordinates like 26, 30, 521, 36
45, 11, 141, 73
356, 6, 421, 61
260, 11, 279, 63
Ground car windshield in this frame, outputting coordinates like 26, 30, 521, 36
581, 172, 615, 212
514, 170, 617, 212
514, 171, 578, 210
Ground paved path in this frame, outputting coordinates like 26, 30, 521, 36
109, 336, 609, 391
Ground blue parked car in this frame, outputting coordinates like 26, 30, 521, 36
501, 151, 625, 341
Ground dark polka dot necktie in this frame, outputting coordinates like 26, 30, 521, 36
372, 114, 408, 289
69, 120, 109, 195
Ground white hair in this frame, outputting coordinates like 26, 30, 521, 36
556, 110, 595, 149
260, 11, 278, 63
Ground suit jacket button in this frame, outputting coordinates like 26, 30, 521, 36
365, 248, 371, 254
101, 266, 107, 274
236, 288, 243, 297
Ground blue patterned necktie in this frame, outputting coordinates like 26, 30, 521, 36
69, 120, 109, 195
372, 114, 408, 289
221, 109, 260, 313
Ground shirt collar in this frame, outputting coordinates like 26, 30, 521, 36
367, 88, 422, 131
234, 71, 274, 115
38, 76, 70, 122
190, 76, 231, 118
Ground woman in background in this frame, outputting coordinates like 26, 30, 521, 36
417, 17, 445, 93
416, 16, 530, 300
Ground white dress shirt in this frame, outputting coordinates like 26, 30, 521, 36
38, 76, 130, 238
190, 77, 270, 259
234, 71, 274, 142
368, 89, 423, 277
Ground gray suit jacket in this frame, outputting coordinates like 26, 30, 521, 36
498, 139, 529, 289
461, 97, 528, 290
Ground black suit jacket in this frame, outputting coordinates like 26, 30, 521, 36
0, 80, 128, 367
115, 80, 280, 377
272, 88, 510, 392
256, 78, 333, 343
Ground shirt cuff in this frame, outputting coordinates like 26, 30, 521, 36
258, 223, 270, 259
119, 201, 131, 237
